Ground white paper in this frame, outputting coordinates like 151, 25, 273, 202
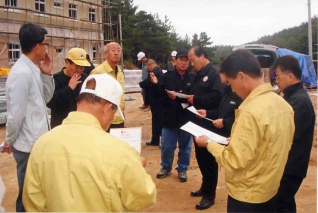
180, 121, 229, 145
181, 103, 189, 109
166, 90, 191, 99
110, 127, 142, 153
187, 106, 214, 122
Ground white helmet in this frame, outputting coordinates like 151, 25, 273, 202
137, 52, 145, 60
171, 51, 177, 57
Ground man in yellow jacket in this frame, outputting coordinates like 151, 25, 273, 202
195, 50, 294, 212
22, 74, 156, 212
91, 42, 125, 132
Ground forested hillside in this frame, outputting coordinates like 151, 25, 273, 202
109, 0, 317, 67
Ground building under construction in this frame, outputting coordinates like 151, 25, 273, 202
0, 0, 117, 73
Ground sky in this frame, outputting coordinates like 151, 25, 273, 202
132, 0, 318, 46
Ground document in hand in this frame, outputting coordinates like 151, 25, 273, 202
110, 127, 142, 153
180, 121, 229, 145
165, 90, 191, 98
187, 106, 214, 122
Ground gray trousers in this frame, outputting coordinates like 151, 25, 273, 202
12, 147, 30, 212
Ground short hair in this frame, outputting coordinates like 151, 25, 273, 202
77, 78, 117, 110
219, 49, 262, 79
65, 59, 74, 64
189, 46, 209, 59
104, 42, 121, 52
19, 23, 48, 54
146, 59, 157, 66
271, 55, 302, 79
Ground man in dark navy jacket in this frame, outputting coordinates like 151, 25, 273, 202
150, 49, 195, 182
139, 59, 164, 146
187, 46, 224, 210
196, 76, 242, 138
273, 55, 315, 213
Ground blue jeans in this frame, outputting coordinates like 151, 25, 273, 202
12, 147, 30, 212
160, 128, 193, 172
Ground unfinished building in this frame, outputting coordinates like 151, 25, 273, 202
0, 0, 115, 73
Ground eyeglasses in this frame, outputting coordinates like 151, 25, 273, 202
38, 42, 49, 47
275, 74, 287, 80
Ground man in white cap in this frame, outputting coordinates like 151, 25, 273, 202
167, 50, 177, 72
137, 51, 150, 110
22, 74, 157, 212
47, 47, 91, 128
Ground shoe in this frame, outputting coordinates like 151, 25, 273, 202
195, 198, 215, 210
143, 107, 150, 112
178, 172, 187, 182
156, 168, 171, 179
191, 189, 203, 197
139, 104, 147, 109
146, 141, 159, 146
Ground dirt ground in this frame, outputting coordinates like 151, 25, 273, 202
0, 91, 317, 212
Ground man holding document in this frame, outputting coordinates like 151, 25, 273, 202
149, 49, 194, 182
187, 46, 224, 210
195, 50, 295, 212
22, 74, 156, 212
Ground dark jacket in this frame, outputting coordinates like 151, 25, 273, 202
139, 66, 164, 106
47, 68, 88, 128
283, 82, 315, 178
206, 85, 242, 137
189, 62, 224, 129
155, 68, 195, 128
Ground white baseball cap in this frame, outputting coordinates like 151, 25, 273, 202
137, 52, 145, 60
171, 51, 177, 57
80, 74, 125, 120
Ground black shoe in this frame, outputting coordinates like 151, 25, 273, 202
195, 198, 215, 210
190, 189, 203, 197
146, 141, 159, 146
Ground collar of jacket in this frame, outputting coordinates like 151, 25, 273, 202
239, 83, 274, 109
63, 111, 104, 131
282, 82, 303, 100
196, 62, 213, 76
102, 61, 123, 74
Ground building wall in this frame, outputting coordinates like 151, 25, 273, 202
0, 0, 109, 73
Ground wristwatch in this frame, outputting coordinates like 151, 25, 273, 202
206, 139, 211, 146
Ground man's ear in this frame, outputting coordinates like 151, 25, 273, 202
102, 102, 112, 116
237, 71, 245, 83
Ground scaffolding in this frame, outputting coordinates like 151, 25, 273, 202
0, 0, 117, 73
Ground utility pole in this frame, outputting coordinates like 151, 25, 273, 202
119, 0, 124, 68
119, 13, 123, 68
307, 0, 313, 58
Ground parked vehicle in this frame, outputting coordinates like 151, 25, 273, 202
232, 44, 317, 88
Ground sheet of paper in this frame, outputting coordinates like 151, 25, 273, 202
180, 121, 229, 145
181, 103, 189, 109
187, 106, 214, 122
110, 127, 142, 153
166, 90, 191, 99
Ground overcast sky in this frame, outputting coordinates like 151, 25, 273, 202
132, 0, 318, 46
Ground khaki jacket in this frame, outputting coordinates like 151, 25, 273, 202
208, 83, 294, 203
23, 112, 156, 212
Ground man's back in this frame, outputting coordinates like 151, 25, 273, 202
23, 111, 156, 212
